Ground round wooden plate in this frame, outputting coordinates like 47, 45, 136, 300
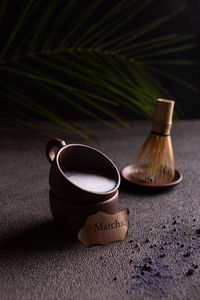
121, 165, 182, 190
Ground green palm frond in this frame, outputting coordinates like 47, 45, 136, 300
0, 0, 197, 138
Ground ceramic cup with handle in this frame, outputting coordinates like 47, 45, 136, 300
46, 138, 120, 229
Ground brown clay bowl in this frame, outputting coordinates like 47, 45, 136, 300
46, 138, 120, 203
49, 190, 118, 231
121, 165, 182, 191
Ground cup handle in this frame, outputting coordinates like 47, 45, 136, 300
46, 138, 66, 163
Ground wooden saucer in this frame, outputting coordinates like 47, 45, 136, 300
121, 165, 182, 190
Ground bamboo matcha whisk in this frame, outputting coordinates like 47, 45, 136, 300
133, 99, 175, 184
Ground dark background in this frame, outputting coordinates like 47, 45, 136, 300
144, 0, 200, 119
65, 0, 200, 119
97, 0, 200, 119
1, 0, 200, 121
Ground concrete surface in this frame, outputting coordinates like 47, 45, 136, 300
0, 120, 200, 300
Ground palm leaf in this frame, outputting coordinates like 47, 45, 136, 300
0, 0, 197, 138
0, 0, 8, 24
146, 66, 199, 93
89, 0, 153, 48
0, 86, 93, 141
97, 6, 184, 50
1, 0, 35, 58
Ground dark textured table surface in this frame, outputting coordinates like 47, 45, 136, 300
0, 120, 200, 300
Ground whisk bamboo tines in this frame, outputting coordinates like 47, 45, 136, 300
133, 99, 175, 184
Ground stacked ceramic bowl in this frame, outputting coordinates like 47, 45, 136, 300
46, 138, 120, 231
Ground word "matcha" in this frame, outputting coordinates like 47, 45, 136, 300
94, 219, 126, 231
